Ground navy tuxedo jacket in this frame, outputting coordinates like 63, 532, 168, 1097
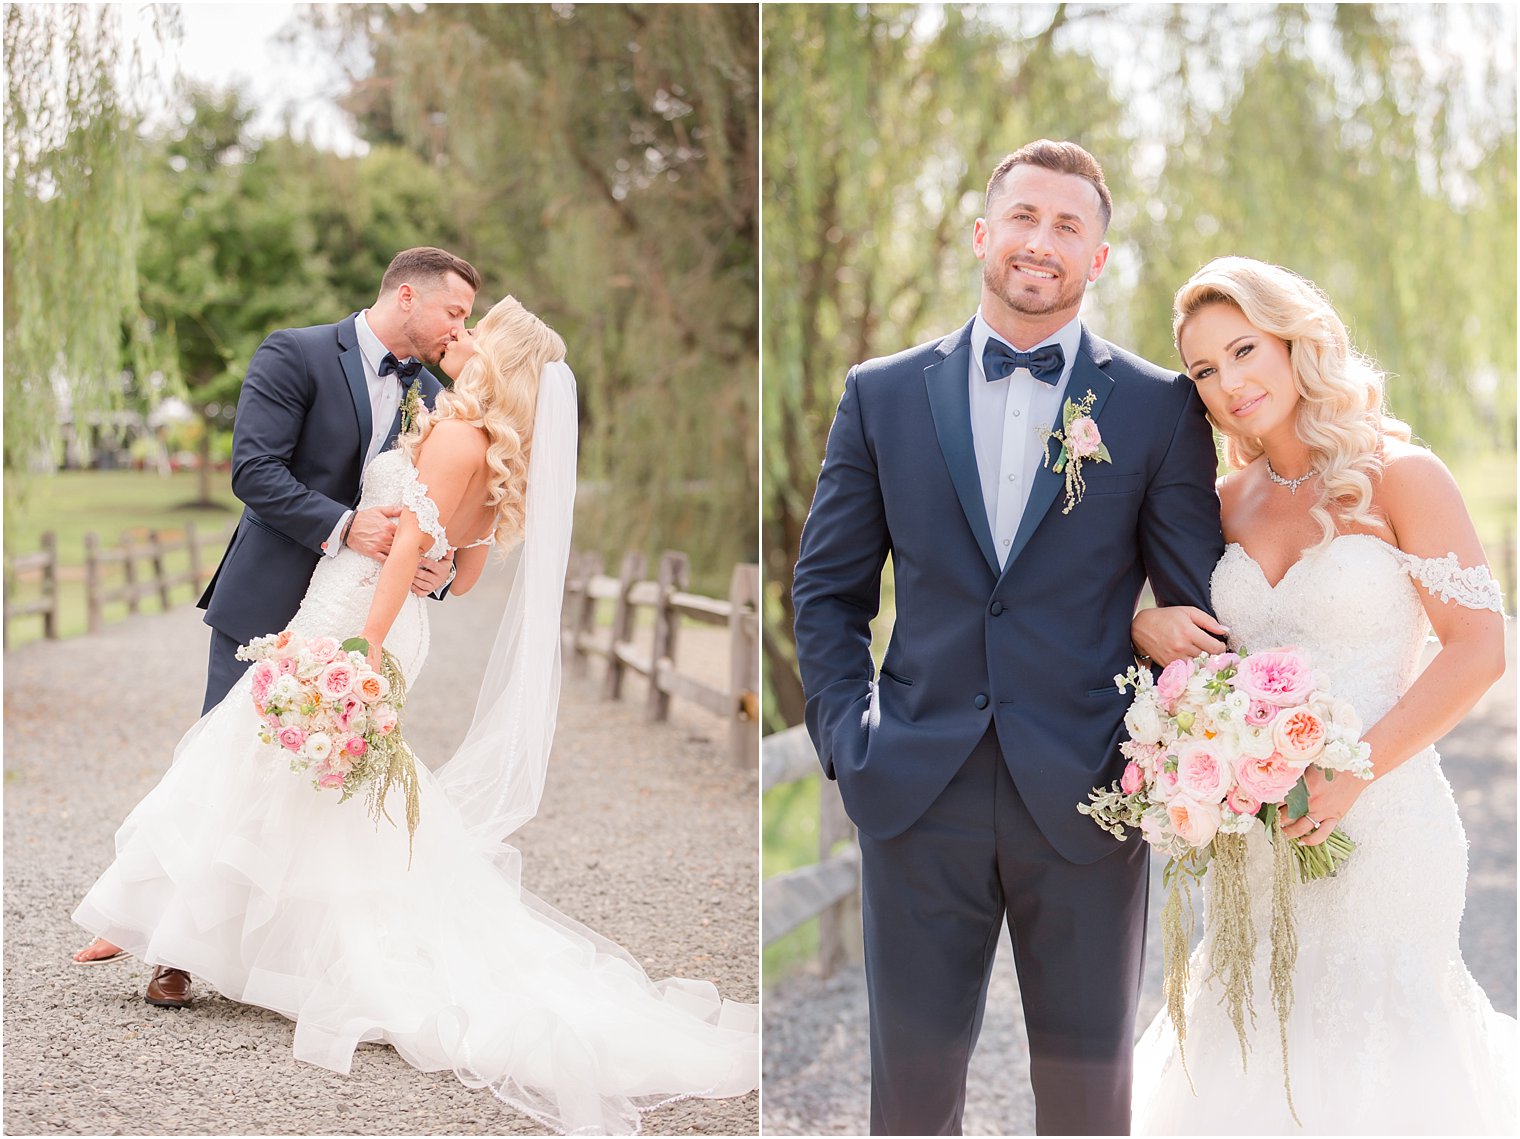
793, 319, 1225, 863
198, 313, 445, 648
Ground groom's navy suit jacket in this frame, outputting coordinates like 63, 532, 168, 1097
198, 313, 445, 649
794, 319, 1224, 864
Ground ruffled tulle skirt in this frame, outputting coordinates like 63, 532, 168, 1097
74, 672, 757, 1135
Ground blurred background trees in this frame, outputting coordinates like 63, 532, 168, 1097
763, 2, 1517, 734
4, 3, 757, 590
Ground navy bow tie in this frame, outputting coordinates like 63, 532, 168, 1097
379, 352, 423, 382
982, 339, 1065, 386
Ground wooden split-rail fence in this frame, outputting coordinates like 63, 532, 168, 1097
762, 723, 861, 975
2, 521, 236, 649
560, 550, 760, 768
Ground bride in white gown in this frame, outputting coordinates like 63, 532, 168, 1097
1127, 257, 1515, 1134
72, 297, 758, 1135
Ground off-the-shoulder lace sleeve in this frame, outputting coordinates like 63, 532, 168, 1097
399, 464, 451, 560
1398, 550, 1506, 613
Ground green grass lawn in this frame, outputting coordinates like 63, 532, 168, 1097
4, 469, 239, 647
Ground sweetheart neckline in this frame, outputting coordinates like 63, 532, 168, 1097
1223, 532, 1405, 591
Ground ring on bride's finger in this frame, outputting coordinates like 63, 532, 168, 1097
1305, 816, 1321, 830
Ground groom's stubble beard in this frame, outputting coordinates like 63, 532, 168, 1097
983, 257, 1086, 319
399, 311, 447, 368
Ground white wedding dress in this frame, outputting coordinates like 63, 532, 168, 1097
1132, 534, 1516, 1134
74, 448, 757, 1136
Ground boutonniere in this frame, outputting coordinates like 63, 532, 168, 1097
399, 378, 423, 436
1038, 389, 1111, 514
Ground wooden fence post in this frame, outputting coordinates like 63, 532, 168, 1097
602, 551, 645, 700
567, 552, 602, 676
149, 529, 172, 610
727, 563, 759, 768
40, 530, 57, 640
646, 551, 689, 721
817, 779, 862, 974
85, 532, 103, 635
122, 534, 140, 615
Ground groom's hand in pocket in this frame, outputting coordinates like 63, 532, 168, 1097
348, 506, 403, 560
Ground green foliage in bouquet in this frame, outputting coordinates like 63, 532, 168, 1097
342, 637, 421, 866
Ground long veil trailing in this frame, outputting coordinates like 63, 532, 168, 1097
428, 360, 757, 1130
433, 359, 577, 856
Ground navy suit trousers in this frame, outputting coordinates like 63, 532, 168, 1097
859, 726, 1150, 1135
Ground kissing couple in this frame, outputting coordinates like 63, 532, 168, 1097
793, 139, 1515, 1135
72, 247, 758, 1135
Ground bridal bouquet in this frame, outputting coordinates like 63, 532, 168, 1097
236, 631, 420, 859
1078, 646, 1373, 1118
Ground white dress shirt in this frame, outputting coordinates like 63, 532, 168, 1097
968, 312, 1083, 570
324, 311, 409, 557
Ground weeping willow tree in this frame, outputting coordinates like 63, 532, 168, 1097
304, 3, 759, 587
2, 4, 177, 491
763, 2, 1516, 733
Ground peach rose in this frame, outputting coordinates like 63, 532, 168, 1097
356, 671, 390, 704
1272, 706, 1327, 763
1167, 796, 1222, 847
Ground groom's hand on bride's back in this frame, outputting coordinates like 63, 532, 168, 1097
347, 506, 403, 560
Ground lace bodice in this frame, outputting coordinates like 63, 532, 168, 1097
1158, 533, 1509, 1100
286, 450, 447, 682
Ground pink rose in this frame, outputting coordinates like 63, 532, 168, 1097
1233, 752, 1302, 804
1066, 416, 1103, 459
1243, 698, 1277, 727
307, 635, 341, 664
318, 771, 345, 789
277, 726, 307, 753
345, 736, 367, 757
1175, 740, 1230, 804
336, 695, 362, 730
1234, 649, 1316, 707
319, 661, 356, 700
250, 662, 274, 709
1272, 707, 1326, 763
1156, 658, 1195, 713
1120, 762, 1144, 796
1167, 796, 1221, 847
1153, 765, 1181, 802
1209, 652, 1240, 671
1226, 785, 1262, 817
276, 657, 298, 677
372, 704, 399, 736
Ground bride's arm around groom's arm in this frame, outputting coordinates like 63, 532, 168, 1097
1289, 442, 1506, 845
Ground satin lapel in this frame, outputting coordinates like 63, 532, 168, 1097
338, 324, 372, 460
924, 327, 1000, 575
1003, 334, 1116, 572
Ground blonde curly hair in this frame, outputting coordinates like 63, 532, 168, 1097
399, 296, 566, 548
1173, 256, 1411, 549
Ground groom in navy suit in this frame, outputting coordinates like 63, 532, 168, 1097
197, 246, 480, 715
793, 141, 1224, 1134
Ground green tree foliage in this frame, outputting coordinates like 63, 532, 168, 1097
136, 87, 460, 504
764, 3, 1516, 732
313, 3, 759, 584
3, 4, 175, 488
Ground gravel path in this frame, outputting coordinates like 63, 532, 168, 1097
2, 568, 758, 1137
763, 629, 1518, 1135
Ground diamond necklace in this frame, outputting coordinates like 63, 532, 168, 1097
1264, 456, 1317, 495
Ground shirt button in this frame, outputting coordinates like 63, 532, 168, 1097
1002, 539, 1011, 547
973, 694, 989, 710
989, 601, 1004, 616
1012, 409, 1021, 417
1008, 473, 1016, 482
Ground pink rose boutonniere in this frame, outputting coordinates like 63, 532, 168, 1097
1038, 389, 1112, 514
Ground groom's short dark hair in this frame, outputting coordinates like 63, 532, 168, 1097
381, 247, 482, 295
986, 140, 1113, 233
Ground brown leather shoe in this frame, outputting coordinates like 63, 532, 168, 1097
145, 965, 192, 1009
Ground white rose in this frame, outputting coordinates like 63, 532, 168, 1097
270, 675, 302, 704
303, 732, 333, 762
1124, 699, 1165, 745
1237, 725, 1277, 759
